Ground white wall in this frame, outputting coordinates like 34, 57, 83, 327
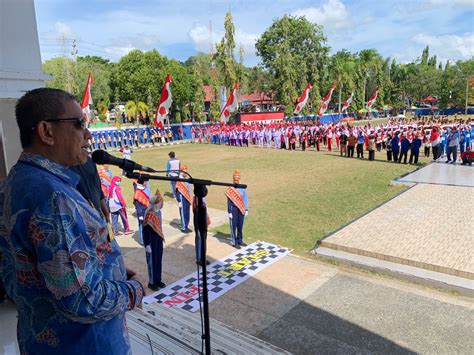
0, 0, 51, 171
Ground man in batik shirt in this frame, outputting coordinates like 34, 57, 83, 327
0, 88, 144, 354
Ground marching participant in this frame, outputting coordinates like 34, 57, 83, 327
133, 177, 150, 245
225, 170, 249, 248
175, 165, 193, 233
143, 189, 166, 291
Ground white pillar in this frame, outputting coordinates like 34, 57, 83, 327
0, 0, 51, 174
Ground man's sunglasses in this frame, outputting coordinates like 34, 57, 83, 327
32, 117, 88, 130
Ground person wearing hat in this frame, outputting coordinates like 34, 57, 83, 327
166, 151, 181, 197
225, 170, 249, 248
143, 189, 166, 291
175, 164, 193, 233
133, 177, 150, 245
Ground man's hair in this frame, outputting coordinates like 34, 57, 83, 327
15, 87, 77, 148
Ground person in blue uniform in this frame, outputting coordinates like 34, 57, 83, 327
409, 133, 422, 164
133, 177, 150, 245
398, 133, 410, 164
175, 165, 193, 233
225, 170, 249, 248
143, 189, 166, 291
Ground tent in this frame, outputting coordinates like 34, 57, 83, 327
422, 96, 437, 103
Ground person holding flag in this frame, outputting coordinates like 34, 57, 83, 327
175, 165, 193, 233
225, 170, 249, 248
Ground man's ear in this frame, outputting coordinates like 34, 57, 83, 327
36, 121, 55, 146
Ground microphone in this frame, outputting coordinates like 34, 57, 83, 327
91, 150, 157, 173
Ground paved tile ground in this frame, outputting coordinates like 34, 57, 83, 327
397, 161, 474, 187
258, 274, 474, 354
321, 183, 474, 279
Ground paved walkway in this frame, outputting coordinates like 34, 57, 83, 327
2, 187, 474, 354
396, 161, 474, 187
320, 183, 473, 279
316, 162, 474, 294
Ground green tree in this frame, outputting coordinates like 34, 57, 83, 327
191, 60, 206, 121
356, 49, 383, 108
256, 15, 329, 115
214, 11, 237, 90
125, 100, 149, 126
421, 46, 429, 65
329, 50, 357, 112
43, 55, 113, 108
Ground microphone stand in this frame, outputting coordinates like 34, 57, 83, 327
125, 170, 247, 355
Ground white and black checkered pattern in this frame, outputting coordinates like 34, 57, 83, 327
143, 242, 289, 312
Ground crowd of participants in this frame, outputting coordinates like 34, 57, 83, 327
88, 126, 184, 151
189, 117, 474, 165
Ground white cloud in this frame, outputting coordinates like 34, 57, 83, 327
41, 21, 76, 41
104, 46, 136, 57
292, 0, 350, 30
54, 22, 76, 39
428, 0, 474, 7
188, 24, 219, 53
412, 32, 474, 62
188, 24, 258, 58
235, 29, 259, 57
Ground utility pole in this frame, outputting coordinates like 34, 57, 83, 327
465, 76, 471, 115
61, 35, 72, 92
71, 39, 78, 61
71, 39, 79, 95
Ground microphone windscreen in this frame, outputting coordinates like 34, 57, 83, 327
91, 150, 110, 165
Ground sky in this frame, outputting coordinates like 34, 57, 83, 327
35, 0, 474, 66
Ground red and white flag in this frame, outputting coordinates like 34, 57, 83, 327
81, 72, 93, 117
219, 82, 239, 123
154, 74, 173, 128
294, 83, 312, 115
366, 86, 379, 110
318, 82, 336, 117
340, 92, 354, 113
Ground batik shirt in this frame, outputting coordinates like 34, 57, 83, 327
0, 153, 144, 354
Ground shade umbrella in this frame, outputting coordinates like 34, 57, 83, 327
423, 96, 437, 103
339, 116, 355, 122
358, 108, 378, 113
382, 105, 393, 111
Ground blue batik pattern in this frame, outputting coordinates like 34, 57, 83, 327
0, 153, 144, 354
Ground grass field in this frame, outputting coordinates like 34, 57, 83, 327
108, 143, 429, 255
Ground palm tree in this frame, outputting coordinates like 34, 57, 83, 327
125, 100, 149, 127
332, 55, 356, 112
358, 49, 381, 103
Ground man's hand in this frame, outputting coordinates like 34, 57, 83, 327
228, 213, 233, 219
126, 267, 137, 280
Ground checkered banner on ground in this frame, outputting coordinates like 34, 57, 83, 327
143, 241, 289, 312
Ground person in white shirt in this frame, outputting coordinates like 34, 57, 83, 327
166, 151, 181, 198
